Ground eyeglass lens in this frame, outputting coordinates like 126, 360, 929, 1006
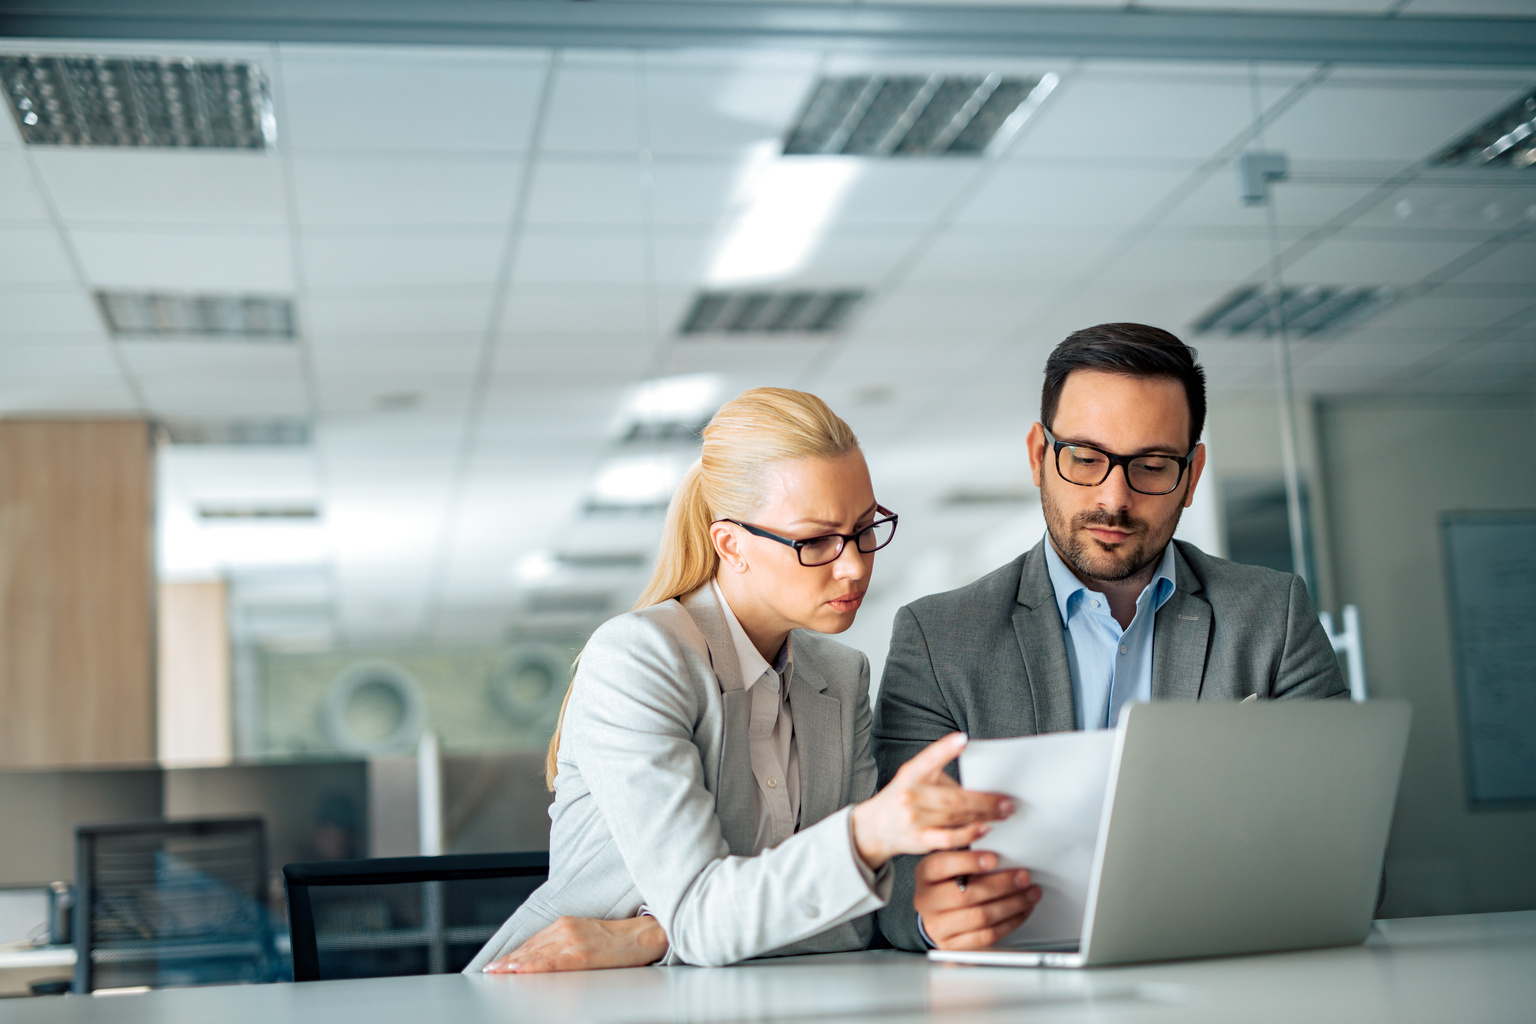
798, 519, 897, 566
1057, 445, 1183, 495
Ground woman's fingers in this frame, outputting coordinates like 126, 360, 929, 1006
916, 820, 993, 852
906, 785, 1013, 827
894, 732, 968, 784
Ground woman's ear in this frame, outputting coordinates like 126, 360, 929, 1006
709, 520, 748, 574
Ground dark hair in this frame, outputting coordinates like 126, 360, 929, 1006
1041, 323, 1207, 451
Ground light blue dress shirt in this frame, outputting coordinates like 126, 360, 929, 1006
1043, 540, 1178, 730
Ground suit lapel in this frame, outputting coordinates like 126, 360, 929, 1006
787, 654, 842, 829
1152, 543, 1212, 701
1013, 540, 1078, 734
679, 586, 758, 855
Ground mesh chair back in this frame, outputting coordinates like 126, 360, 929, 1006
73, 818, 277, 993
284, 852, 548, 982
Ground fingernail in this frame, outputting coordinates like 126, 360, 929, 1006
981, 853, 997, 870
976, 824, 991, 836
1017, 871, 1031, 886
1028, 888, 1042, 902
954, 732, 968, 745
999, 799, 1015, 816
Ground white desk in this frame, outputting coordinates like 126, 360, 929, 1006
4, 911, 1533, 1022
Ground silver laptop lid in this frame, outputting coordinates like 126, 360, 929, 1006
1079, 700, 1411, 966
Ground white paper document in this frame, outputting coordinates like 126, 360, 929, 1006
959, 730, 1117, 947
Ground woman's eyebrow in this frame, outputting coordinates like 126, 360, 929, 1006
789, 502, 879, 529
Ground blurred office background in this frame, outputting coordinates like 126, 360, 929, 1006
0, 0, 1533, 995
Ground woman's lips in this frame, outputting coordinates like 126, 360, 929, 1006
827, 592, 865, 612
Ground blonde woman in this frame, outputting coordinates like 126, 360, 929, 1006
465, 388, 1016, 972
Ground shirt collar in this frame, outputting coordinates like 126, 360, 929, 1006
711, 580, 789, 691
1043, 538, 1178, 622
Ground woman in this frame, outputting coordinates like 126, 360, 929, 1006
465, 388, 1012, 972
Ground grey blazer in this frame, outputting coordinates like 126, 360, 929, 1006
465, 585, 890, 971
872, 538, 1347, 951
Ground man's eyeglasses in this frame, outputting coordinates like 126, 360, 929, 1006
718, 506, 899, 567
1042, 427, 1194, 496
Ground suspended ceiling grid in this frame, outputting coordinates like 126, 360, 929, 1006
0, 36, 1532, 648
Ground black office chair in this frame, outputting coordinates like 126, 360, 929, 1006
283, 851, 548, 981
73, 817, 279, 993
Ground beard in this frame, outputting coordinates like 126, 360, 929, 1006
1040, 482, 1182, 584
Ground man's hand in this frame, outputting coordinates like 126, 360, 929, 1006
483, 915, 668, 974
913, 850, 1041, 950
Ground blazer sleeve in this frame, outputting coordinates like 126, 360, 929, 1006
872, 603, 961, 951
568, 615, 890, 967
1272, 575, 1349, 700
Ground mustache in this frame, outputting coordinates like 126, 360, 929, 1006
1074, 508, 1142, 531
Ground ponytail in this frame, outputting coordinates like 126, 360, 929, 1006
544, 387, 859, 789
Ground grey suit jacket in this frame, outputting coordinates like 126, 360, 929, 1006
872, 538, 1347, 951
465, 584, 890, 971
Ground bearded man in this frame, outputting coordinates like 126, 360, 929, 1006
872, 322, 1346, 953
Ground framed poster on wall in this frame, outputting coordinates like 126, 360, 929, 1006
1441, 512, 1536, 807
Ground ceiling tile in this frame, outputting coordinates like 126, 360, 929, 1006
1353, 184, 1536, 234
542, 53, 643, 156
1362, 295, 1534, 335
303, 289, 493, 336
300, 232, 504, 289
311, 333, 484, 376
0, 287, 103, 334
291, 155, 522, 227
135, 374, 308, 418
1265, 80, 1530, 164
524, 158, 644, 226
954, 164, 1190, 228
316, 373, 476, 415
0, 340, 121, 376
35, 150, 287, 227
834, 163, 979, 228
1162, 173, 1378, 230
644, 61, 815, 158
512, 228, 647, 285
1015, 71, 1256, 162
1445, 241, 1536, 286
277, 48, 548, 153
72, 228, 292, 290
496, 333, 656, 379
0, 227, 77, 284
1282, 235, 1481, 285
0, 378, 138, 414
904, 227, 1118, 283
501, 285, 653, 334
0, 150, 52, 223
119, 340, 305, 377
1097, 231, 1273, 282
647, 159, 742, 227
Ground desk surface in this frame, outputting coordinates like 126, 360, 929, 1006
5, 911, 1534, 1023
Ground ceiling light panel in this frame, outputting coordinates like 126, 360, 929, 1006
783, 74, 1049, 157
1192, 284, 1399, 339
97, 291, 295, 339
0, 55, 274, 149
679, 289, 865, 336
1433, 88, 1536, 169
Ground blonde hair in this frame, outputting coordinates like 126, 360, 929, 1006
544, 387, 860, 788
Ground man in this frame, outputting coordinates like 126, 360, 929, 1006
873, 322, 1346, 952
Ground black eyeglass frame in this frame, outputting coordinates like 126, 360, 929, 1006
717, 505, 899, 567
1041, 426, 1196, 496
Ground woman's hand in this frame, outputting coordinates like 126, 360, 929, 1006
850, 732, 1013, 871
483, 915, 669, 974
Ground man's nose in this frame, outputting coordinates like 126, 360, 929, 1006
1094, 463, 1136, 509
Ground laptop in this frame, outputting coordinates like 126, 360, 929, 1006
928, 699, 1412, 968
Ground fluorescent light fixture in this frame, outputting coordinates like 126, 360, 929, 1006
98, 291, 295, 339
678, 289, 864, 336
615, 373, 722, 441
514, 551, 559, 583
1434, 89, 1536, 169
1192, 284, 1399, 338
161, 419, 310, 446
708, 141, 861, 286
586, 454, 689, 512
0, 54, 274, 149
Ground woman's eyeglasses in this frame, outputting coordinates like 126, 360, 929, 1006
718, 506, 899, 567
